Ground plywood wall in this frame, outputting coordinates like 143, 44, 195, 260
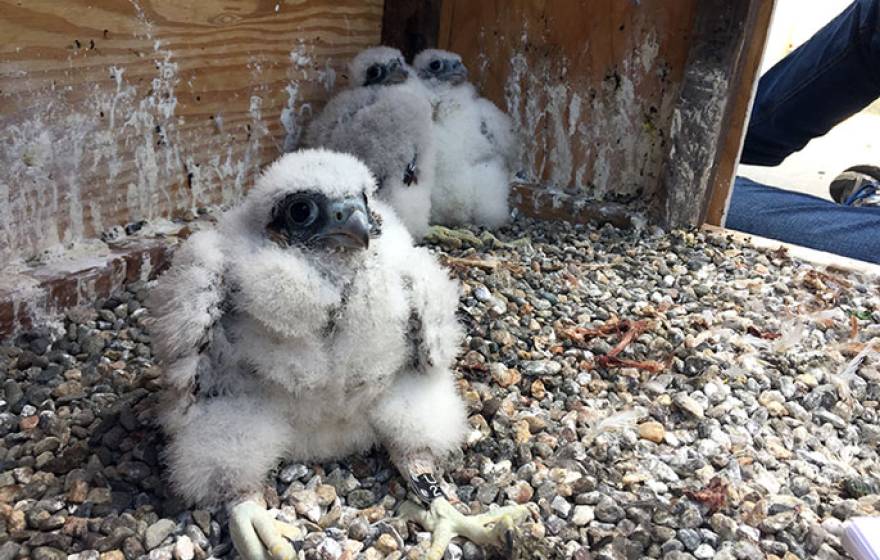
438, 0, 699, 205
0, 0, 382, 267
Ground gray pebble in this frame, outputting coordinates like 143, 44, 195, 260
145, 519, 177, 550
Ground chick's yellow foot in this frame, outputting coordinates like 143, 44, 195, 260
229, 501, 303, 560
400, 497, 531, 560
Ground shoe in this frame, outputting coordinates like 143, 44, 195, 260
829, 165, 880, 207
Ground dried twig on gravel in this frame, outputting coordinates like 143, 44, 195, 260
563, 319, 662, 372
440, 255, 500, 271
606, 320, 652, 358
594, 355, 666, 373
746, 325, 781, 340
558, 319, 621, 344
686, 477, 729, 514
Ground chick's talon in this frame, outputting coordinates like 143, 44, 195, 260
400, 497, 531, 560
229, 501, 303, 560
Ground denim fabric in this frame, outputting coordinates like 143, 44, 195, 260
742, 0, 880, 166
727, 177, 880, 263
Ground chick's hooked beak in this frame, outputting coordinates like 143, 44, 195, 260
317, 197, 371, 250
386, 60, 409, 84
447, 60, 468, 85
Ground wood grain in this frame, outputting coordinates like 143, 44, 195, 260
658, 0, 751, 228
511, 184, 635, 229
0, 0, 382, 266
659, 0, 774, 229
438, 0, 699, 204
704, 0, 776, 226
0, 239, 172, 338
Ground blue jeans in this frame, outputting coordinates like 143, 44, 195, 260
741, 0, 880, 165
728, 177, 880, 262
727, 0, 880, 262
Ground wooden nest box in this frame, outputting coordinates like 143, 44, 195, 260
0, 0, 772, 336
384, 0, 773, 229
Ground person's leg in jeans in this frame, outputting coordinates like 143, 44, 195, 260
727, 0, 880, 262
742, 0, 880, 166
728, 177, 880, 263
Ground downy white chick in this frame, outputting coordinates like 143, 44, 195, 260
304, 47, 435, 240
413, 49, 519, 229
149, 149, 529, 560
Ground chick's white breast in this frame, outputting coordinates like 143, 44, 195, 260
227, 245, 411, 405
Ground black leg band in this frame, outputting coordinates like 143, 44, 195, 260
410, 472, 446, 505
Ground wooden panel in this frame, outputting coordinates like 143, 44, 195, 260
438, 0, 699, 205
0, 239, 173, 339
512, 184, 634, 229
381, 0, 442, 62
0, 0, 382, 267
704, 0, 776, 226
659, 0, 774, 228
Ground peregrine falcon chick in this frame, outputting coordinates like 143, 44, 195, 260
304, 47, 435, 240
413, 49, 520, 229
149, 149, 528, 560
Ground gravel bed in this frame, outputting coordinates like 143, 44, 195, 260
1, 217, 879, 560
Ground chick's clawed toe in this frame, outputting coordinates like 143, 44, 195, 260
229, 501, 303, 560
400, 497, 532, 560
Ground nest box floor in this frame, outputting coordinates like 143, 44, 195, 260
1, 217, 878, 560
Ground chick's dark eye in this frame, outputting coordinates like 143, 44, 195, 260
366, 64, 383, 81
288, 198, 319, 226
429, 60, 442, 71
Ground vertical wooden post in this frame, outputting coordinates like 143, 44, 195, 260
381, 0, 443, 61
659, 0, 774, 229
704, 0, 777, 226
